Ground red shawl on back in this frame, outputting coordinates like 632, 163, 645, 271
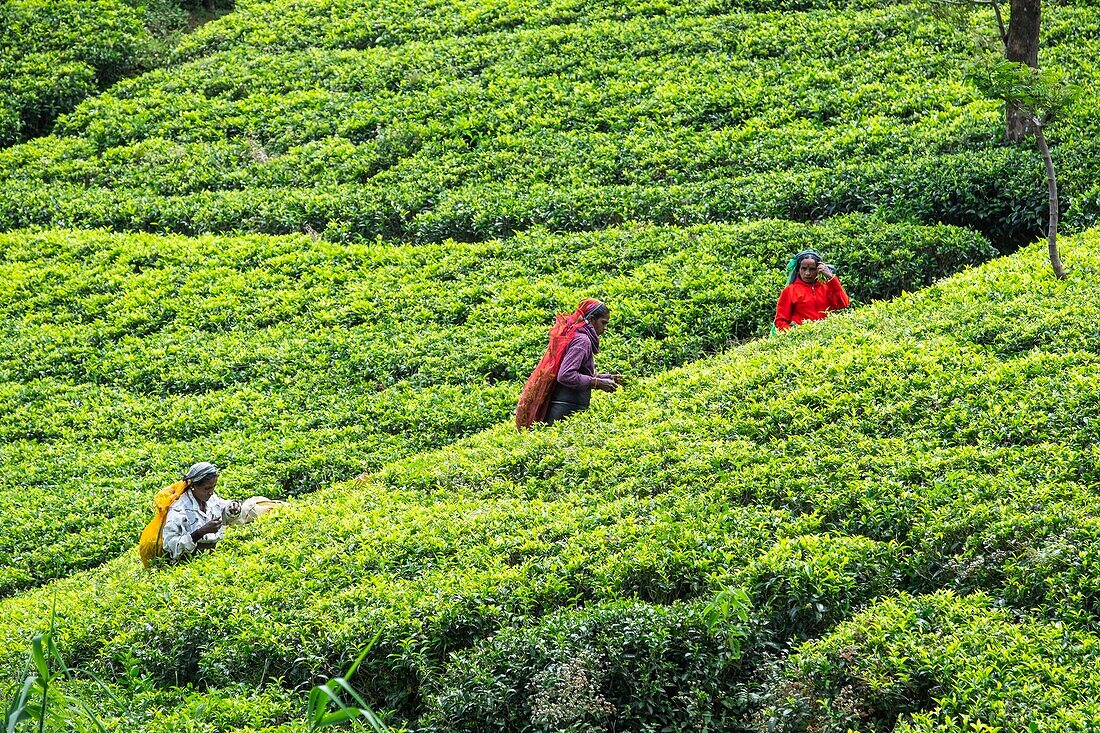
515, 298, 602, 430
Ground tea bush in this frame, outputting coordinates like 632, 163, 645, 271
0, 216, 991, 594
419, 601, 751, 732
743, 534, 905, 642
0, 231, 1098, 729
762, 591, 1100, 732
0, 0, 1096, 245
0, 0, 197, 147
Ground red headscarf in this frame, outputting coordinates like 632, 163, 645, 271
515, 298, 604, 430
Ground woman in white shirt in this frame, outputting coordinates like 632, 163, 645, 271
161, 462, 243, 561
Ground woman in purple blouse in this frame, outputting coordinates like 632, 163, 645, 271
545, 300, 623, 425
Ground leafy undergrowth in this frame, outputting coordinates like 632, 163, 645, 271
1, 0, 1098, 245
5, 0, 1100, 729
0, 0, 222, 147
0, 216, 991, 594
1, 231, 1098, 730
766, 591, 1100, 732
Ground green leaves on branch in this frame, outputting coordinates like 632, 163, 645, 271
963, 49, 1077, 278
702, 586, 752, 655
965, 52, 1079, 125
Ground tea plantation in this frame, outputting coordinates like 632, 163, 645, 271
0, 217, 994, 595
3, 0, 1100, 730
0, 0, 220, 147
5, 234, 1100, 731
1, 0, 1098, 245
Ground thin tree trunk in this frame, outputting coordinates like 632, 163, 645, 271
991, 0, 1007, 43
1005, 0, 1041, 140
1033, 122, 1066, 279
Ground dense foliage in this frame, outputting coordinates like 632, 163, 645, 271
0, 217, 991, 595
1, 0, 1097, 246
0, 0, 208, 147
5, 0, 1100, 730
2, 232, 1099, 730
768, 591, 1100, 732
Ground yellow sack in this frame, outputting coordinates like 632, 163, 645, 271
138, 480, 188, 568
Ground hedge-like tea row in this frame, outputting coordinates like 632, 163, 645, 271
764, 591, 1100, 732
0, 148, 1053, 248
170, 0, 907, 59
1, 1, 1096, 244
0, 216, 991, 594
0, 0, 197, 147
1, 231, 1097, 730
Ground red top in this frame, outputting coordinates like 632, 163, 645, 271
774, 277, 850, 331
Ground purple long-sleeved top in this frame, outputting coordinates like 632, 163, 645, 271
556, 325, 611, 389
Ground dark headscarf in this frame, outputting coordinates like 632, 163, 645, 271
786, 250, 822, 285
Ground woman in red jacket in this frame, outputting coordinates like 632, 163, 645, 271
774, 250, 850, 331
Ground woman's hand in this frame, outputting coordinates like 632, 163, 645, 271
593, 376, 619, 392
190, 517, 223, 542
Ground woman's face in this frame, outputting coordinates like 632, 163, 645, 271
798, 258, 821, 284
591, 315, 610, 335
191, 475, 218, 502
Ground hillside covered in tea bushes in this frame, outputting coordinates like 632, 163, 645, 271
4, 0, 1100, 730
4, 234, 1100, 731
0, 217, 991, 594
0, 0, 231, 147
1, 0, 1099, 246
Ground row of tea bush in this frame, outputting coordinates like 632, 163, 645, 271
0, 0, 207, 147
2, 1, 1097, 244
0, 216, 992, 595
1, 232, 1097, 730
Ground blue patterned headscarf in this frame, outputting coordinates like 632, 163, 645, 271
582, 300, 609, 322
